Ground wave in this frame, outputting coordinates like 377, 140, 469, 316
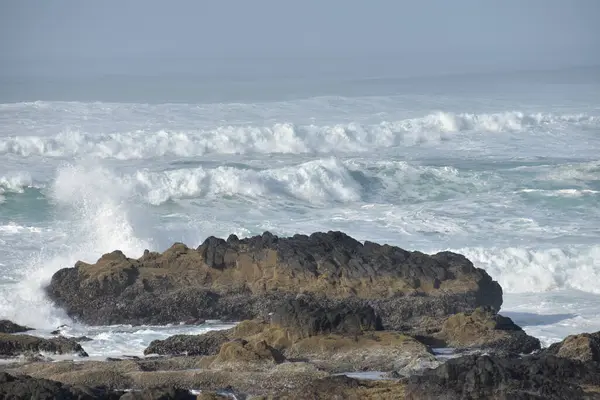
455, 245, 600, 294
47, 158, 505, 207
518, 188, 600, 197
1, 111, 596, 160
0, 172, 35, 203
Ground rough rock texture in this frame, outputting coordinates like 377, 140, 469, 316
0, 320, 33, 334
145, 330, 229, 356
119, 387, 196, 400
144, 319, 436, 374
405, 353, 600, 400
0, 333, 88, 357
271, 299, 383, 337
545, 331, 600, 362
214, 339, 285, 365
45, 231, 503, 328
0, 372, 122, 399
255, 375, 408, 400
417, 307, 541, 354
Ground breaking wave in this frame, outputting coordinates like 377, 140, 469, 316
457, 245, 600, 295
1, 111, 596, 160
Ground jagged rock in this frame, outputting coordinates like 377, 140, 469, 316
545, 331, 600, 362
417, 307, 541, 354
45, 231, 502, 329
0, 320, 33, 334
143, 319, 435, 374
0, 333, 88, 357
0, 372, 123, 399
145, 330, 230, 356
270, 299, 383, 337
405, 353, 600, 400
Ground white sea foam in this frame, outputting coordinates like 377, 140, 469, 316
456, 245, 600, 294
0, 111, 596, 160
0, 172, 34, 194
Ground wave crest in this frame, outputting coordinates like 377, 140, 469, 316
1, 111, 596, 160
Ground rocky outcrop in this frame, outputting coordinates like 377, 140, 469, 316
271, 299, 383, 337
256, 375, 408, 400
545, 331, 600, 362
46, 231, 503, 329
405, 353, 600, 400
144, 317, 436, 374
413, 307, 541, 354
145, 330, 230, 356
0, 333, 88, 357
0, 371, 201, 400
0, 320, 33, 334
0, 372, 122, 399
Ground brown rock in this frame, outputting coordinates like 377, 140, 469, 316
416, 307, 541, 354
213, 339, 285, 365
545, 331, 600, 362
0, 333, 88, 357
45, 231, 503, 329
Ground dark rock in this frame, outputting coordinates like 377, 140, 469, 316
0, 320, 33, 334
50, 330, 60, 335
416, 306, 541, 354
144, 330, 230, 356
545, 331, 600, 362
0, 333, 88, 357
405, 353, 600, 400
270, 299, 383, 337
265, 375, 408, 400
119, 387, 196, 400
0, 372, 123, 399
45, 231, 502, 329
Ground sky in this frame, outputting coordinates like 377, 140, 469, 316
1, 0, 599, 78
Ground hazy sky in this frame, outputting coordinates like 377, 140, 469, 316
1, 0, 599, 77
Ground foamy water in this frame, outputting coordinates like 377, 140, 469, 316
1, 69, 599, 358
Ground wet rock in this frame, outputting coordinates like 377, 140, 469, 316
405, 353, 600, 400
0, 372, 123, 399
0, 320, 33, 334
0, 333, 88, 357
119, 387, 196, 400
144, 330, 230, 356
46, 231, 502, 328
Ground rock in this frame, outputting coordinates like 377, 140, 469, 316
258, 375, 408, 400
545, 331, 600, 362
0, 320, 33, 334
270, 299, 382, 337
405, 353, 600, 400
0, 372, 123, 399
213, 339, 285, 365
45, 231, 502, 328
422, 307, 541, 354
144, 330, 230, 356
119, 387, 197, 400
0, 333, 88, 357
144, 319, 435, 374
50, 330, 60, 335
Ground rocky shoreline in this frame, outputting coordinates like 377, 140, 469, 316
1, 231, 599, 399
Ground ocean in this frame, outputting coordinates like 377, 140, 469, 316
1, 66, 599, 359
